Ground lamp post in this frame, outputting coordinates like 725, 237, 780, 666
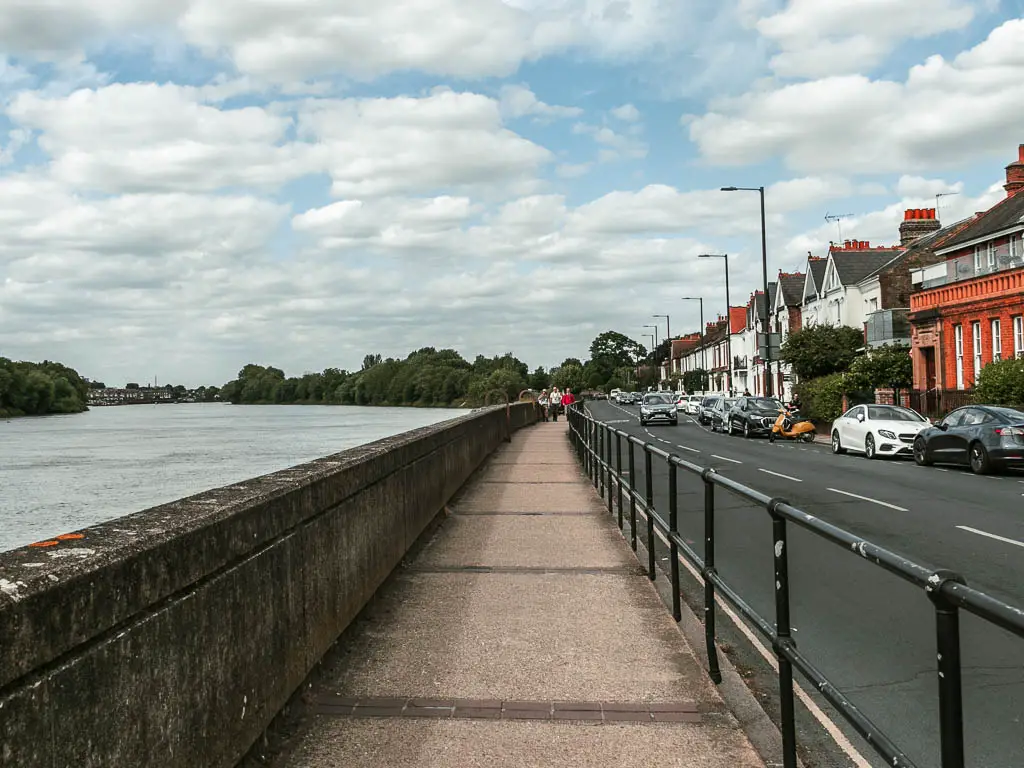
699, 254, 732, 395
722, 185, 773, 397
681, 297, 705, 392
653, 314, 671, 376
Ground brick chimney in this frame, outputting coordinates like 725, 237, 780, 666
1005, 144, 1024, 198
899, 208, 941, 246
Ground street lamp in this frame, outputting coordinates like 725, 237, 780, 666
643, 324, 659, 348
721, 185, 773, 397
681, 297, 705, 391
698, 254, 732, 395
653, 314, 671, 375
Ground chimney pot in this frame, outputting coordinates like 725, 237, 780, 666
1019, 143, 1024, 163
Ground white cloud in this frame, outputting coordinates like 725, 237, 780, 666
573, 122, 648, 161
8, 83, 310, 193
757, 0, 975, 78
895, 176, 964, 198
689, 18, 1024, 174
499, 84, 582, 120
298, 89, 553, 198
610, 103, 640, 122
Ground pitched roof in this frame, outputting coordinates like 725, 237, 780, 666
834, 248, 902, 284
933, 193, 1024, 251
729, 306, 746, 334
755, 283, 776, 322
776, 273, 804, 306
853, 216, 976, 285
804, 259, 827, 300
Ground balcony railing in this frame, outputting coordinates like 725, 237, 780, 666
865, 308, 911, 348
913, 241, 1024, 290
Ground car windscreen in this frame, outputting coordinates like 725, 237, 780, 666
867, 405, 925, 422
644, 394, 674, 404
701, 397, 719, 406
748, 398, 782, 411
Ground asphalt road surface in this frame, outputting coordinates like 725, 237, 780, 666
582, 399, 1024, 768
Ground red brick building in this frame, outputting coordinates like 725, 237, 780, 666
909, 144, 1024, 391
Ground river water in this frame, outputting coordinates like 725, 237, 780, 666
0, 403, 465, 553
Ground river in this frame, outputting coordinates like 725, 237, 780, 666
0, 403, 466, 553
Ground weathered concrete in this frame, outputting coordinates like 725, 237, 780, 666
279, 423, 765, 768
0, 403, 537, 768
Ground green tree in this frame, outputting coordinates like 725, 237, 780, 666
973, 358, 1024, 406
0, 358, 89, 417
528, 367, 551, 391
682, 369, 709, 393
589, 331, 645, 367
779, 325, 864, 380
552, 363, 585, 392
848, 344, 913, 390
362, 354, 382, 371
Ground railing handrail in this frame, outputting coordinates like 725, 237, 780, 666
566, 404, 1024, 768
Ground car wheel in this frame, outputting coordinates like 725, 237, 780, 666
831, 431, 845, 454
969, 442, 992, 475
743, 421, 751, 439
865, 434, 877, 460
913, 438, 932, 466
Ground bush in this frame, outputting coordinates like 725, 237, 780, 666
973, 358, 1024, 406
794, 372, 870, 423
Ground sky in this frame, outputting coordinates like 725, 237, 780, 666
1, 0, 1023, 387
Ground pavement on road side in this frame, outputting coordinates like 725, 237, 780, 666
585, 399, 1024, 768
277, 422, 767, 768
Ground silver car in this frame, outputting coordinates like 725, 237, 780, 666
639, 392, 678, 426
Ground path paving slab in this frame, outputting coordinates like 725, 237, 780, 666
278, 422, 765, 768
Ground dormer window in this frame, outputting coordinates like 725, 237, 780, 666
987, 241, 997, 271
973, 245, 982, 273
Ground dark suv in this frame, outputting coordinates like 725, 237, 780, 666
726, 397, 784, 438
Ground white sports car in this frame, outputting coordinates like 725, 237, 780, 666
830, 404, 931, 459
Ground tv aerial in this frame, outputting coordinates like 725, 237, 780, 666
824, 212, 854, 242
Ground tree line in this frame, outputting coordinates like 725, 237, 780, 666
0, 358, 90, 417
219, 349, 558, 407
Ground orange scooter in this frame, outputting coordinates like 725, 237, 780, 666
769, 407, 816, 443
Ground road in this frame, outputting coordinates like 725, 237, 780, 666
583, 399, 1024, 768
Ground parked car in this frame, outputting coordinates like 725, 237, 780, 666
710, 398, 737, 432
726, 397, 784, 438
698, 396, 720, 425
913, 405, 1024, 474
685, 395, 703, 415
639, 392, 678, 426
831, 404, 930, 459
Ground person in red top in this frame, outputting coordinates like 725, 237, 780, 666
560, 389, 576, 409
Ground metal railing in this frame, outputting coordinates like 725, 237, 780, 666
566, 404, 1024, 768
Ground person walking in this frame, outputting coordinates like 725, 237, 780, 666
548, 386, 562, 421
538, 389, 550, 422
561, 388, 576, 412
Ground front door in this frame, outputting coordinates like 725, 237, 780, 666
923, 347, 936, 390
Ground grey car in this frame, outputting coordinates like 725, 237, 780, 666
639, 392, 678, 426
698, 395, 721, 426
710, 398, 738, 432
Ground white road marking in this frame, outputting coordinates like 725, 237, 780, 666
826, 488, 908, 512
957, 526, 1024, 549
676, 445, 700, 453
644, 516, 871, 768
711, 454, 742, 464
935, 468, 949, 472
758, 468, 802, 483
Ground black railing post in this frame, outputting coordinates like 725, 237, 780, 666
628, 441, 637, 551
770, 503, 798, 768
927, 571, 967, 768
598, 425, 606, 497
605, 426, 613, 515
615, 432, 624, 530
702, 469, 722, 684
668, 460, 681, 621
592, 419, 599, 490
644, 446, 655, 581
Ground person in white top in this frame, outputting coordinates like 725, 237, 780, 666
547, 387, 562, 421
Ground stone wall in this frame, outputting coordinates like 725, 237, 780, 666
0, 403, 538, 768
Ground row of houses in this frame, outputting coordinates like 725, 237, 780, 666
662, 143, 1024, 401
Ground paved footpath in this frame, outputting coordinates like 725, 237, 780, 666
280, 422, 765, 768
